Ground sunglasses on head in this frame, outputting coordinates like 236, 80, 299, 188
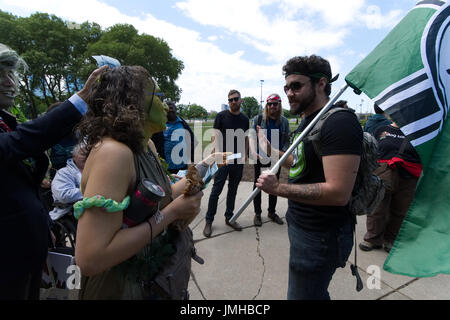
284, 81, 310, 94
228, 97, 240, 103
267, 102, 280, 107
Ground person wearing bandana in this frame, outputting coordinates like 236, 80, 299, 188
0, 43, 104, 300
249, 93, 290, 227
256, 55, 363, 300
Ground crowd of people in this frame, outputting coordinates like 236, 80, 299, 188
0, 42, 422, 300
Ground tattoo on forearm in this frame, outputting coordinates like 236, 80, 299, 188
278, 183, 322, 201
303, 184, 323, 200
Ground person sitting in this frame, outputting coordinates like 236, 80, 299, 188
49, 143, 85, 221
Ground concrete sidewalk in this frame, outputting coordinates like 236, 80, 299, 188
188, 181, 450, 300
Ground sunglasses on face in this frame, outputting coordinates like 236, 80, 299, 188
267, 102, 280, 107
284, 81, 310, 94
228, 97, 240, 103
153, 92, 165, 101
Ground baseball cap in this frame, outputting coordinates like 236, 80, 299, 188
266, 94, 281, 102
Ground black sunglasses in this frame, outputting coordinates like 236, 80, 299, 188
284, 81, 310, 94
228, 97, 240, 103
267, 102, 280, 107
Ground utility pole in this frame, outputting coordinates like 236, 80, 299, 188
359, 99, 364, 120
260, 80, 264, 113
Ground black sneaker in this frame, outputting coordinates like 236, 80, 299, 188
254, 215, 262, 227
359, 241, 382, 251
268, 213, 284, 225
203, 223, 212, 238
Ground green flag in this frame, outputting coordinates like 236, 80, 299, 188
346, 1, 450, 277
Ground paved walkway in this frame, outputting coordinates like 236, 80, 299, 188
188, 181, 450, 300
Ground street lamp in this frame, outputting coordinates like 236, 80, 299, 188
260, 80, 264, 113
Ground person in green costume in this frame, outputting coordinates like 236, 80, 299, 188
74, 65, 223, 299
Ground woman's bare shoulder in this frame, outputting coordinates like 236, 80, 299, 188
82, 138, 135, 193
93, 138, 134, 159
84, 138, 134, 170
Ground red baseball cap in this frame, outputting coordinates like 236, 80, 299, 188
266, 94, 281, 102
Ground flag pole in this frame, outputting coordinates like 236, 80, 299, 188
229, 83, 349, 223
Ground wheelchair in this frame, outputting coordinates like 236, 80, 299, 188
49, 202, 78, 255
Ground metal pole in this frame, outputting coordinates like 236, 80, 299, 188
229, 83, 349, 223
260, 80, 264, 113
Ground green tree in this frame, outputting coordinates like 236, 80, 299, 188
176, 103, 188, 118
87, 24, 184, 101
283, 108, 293, 118
64, 21, 103, 93
184, 104, 208, 119
208, 110, 218, 119
0, 11, 184, 118
241, 96, 260, 119
0, 11, 102, 118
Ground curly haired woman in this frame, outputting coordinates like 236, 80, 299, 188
74, 66, 219, 299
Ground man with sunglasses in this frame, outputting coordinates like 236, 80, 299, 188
249, 94, 290, 227
255, 55, 362, 300
203, 90, 249, 237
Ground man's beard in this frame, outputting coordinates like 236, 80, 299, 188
230, 103, 241, 113
268, 108, 279, 119
167, 112, 176, 122
289, 87, 316, 116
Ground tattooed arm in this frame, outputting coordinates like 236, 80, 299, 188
256, 154, 360, 206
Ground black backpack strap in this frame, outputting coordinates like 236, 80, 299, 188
350, 217, 363, 292
257, 114, 263, 127
305, 107, 354, 160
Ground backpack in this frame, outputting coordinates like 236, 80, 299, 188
151, 227, 204, 300
303, 107, 386, 293
303, 107, 385, 216
131, 150, 205, 300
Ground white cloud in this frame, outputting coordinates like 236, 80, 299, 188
360, 5, 404, 30
174, 0, 407, 63
175, 0, 353, 62
0, 0, 409, 111
2, 0, 277, 110
278, 0, 366, 26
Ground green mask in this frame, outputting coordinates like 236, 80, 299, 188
143, 77, 168, 141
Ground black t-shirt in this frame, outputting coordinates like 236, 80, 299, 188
213, 110, 249, 163
287, 108, 363, 231
373, 125, 421, 163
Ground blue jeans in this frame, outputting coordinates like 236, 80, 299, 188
253, 163, 281, 215
286, 216, 354, 300
205, 164, 244, 223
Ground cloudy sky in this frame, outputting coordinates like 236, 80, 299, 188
0, 0, 419, 113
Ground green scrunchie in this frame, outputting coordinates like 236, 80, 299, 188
73, 195, 131, 220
